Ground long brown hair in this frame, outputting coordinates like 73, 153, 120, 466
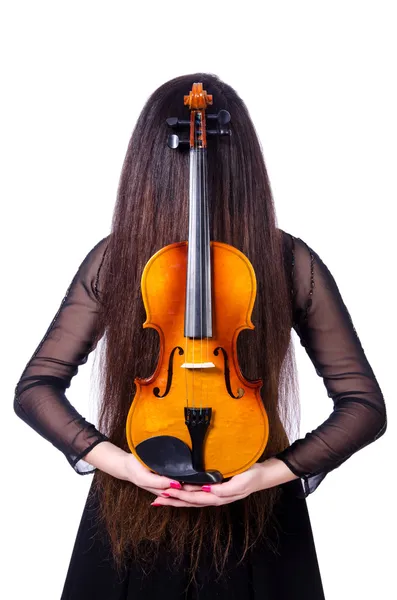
91, 72, 300, 580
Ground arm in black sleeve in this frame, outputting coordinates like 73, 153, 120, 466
276, 233, 387, 497
13, 235, 111, 474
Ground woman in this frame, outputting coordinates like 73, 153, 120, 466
14, 72, 387, 599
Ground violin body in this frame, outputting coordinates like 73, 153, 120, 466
126, 240, 269, 479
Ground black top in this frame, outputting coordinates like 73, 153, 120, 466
13, 231, 387, 497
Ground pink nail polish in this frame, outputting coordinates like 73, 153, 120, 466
151, 502, 161, 506
202, 485, 211, 492
170, 481, 182, 489
161, 492, 170, 497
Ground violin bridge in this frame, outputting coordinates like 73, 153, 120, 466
180, 362, 215, 369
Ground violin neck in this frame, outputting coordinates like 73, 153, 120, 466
185, 148, 212, 339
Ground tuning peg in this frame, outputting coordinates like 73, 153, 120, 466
166, 117, 190, 128
167, 134, 190, 149
206, 110, 231, 126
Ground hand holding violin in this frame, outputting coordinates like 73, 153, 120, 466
85, 441, 185, 497
85, 442, 298, 507
149, 458, 298, 508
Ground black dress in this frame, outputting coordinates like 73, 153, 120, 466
13, 230, 387, 599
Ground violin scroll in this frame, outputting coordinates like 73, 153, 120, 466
183, 82, 212, 109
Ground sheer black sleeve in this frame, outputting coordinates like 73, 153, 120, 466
13, 236, 111, 474
276, 232, 387, 497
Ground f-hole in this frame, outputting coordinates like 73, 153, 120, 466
153, 346, 184, 398
213, 346, 245, 399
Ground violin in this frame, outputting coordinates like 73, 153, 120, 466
126, 82, 269, 484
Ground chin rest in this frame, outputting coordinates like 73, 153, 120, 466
135, 435, 223, 484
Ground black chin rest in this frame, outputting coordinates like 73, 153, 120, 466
135, 435, 223, 484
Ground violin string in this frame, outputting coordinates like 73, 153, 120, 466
185, 146, 194, 410
204, 144, 212, 406
184, 150, 189, 409
184, 261, 188, 408
192, 145, 196, 410
184, 327, 188, 408
199, 144, 203, 414
203, 144, 209, 411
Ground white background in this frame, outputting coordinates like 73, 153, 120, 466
1, 2, 395, 599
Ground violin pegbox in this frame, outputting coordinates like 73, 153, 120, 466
166, 82, 231, 150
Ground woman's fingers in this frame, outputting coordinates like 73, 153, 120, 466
130, 461, 269, 508
201, 464, 267, 498
181, 483, 205, 492
131, 462, 264, 502
151, 497, 200, 508
172, 489, 222, 505
139, 472, 182, 490
150, 491, 244, 507
124, 455, 184, 491
142, 483, 243, 503
142, 486, 174, 498
134, 468, 183, 491
151, 487, 245, 506
142, 487, 204, 503
199, 471, 255, 498
143, 484, 216, 501
157, 489, 220, 505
